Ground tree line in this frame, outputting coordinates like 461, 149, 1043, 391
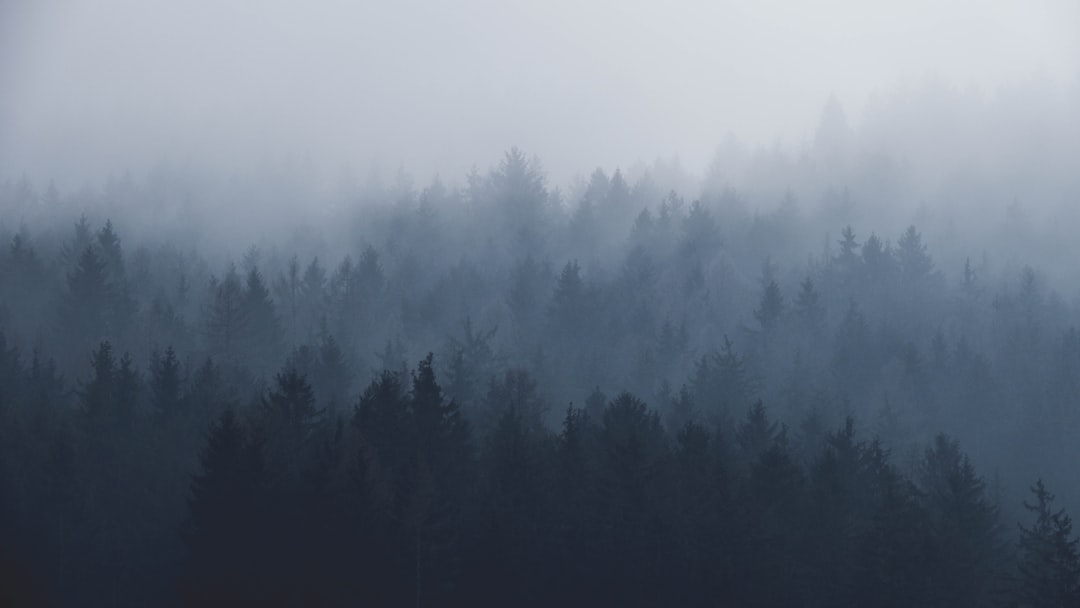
2, 150, 1080, 605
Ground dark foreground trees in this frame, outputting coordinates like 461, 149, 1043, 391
164, 357, 1072, 607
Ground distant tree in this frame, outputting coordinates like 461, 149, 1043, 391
606, 168, 631, 212
1013, 479, 1080, 607
96, 220, 135, 336
896, 225, 933, 282
59, 215, 94, 269
506, 255, 551, 339
681, 200, 721, 259
1017, 266, 1042, 330
312, 329, 351, 413
754, 280, 784, 332
630, 207, 656, 245
61, 246, 112, 358
835, 225, 860, 281
150, 346, 183, 418
832, 299, 874, 395
443, 317, 499, 408
665, 383, 697, 432
492, 148, 547, 214
79, 341, 116, 423
273, 255, 303, 347
691, 337, 759, 422
656, 319, 689, 365
794, 276, 826, 331
114, 352, 139, 430
300, 257, 327, 336
735, 401, 782, 464
480, 368, 548, 436
242, 266, 282, 370
204, 267, 246, 362
861, 233, 893, 280
185, 357, 226, 424
549, 260, 588, 337
571, 385, 601, 419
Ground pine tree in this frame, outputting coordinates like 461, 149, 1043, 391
794, 276, 825, 332
691, 337, 759, 423
61, 246, 112, 359
242, 266, 282, 371
260, 367, 321, 483
919, 434, 1004, 607
897, 225, 933, 282
754, 280, 784, 331
150, 346, 183, 418
204, 267, 246, 363
273, 255, 302, 347
1014, 479, 1080, 607
549, 260, 587, 337
79, 341, 116, 422
181, 409, 268, 603
835, 225, 860, 281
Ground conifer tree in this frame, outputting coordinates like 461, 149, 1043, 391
1014, 479, 1080, 607
150, 346, 183, 418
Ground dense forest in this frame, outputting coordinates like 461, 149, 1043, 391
2, 148, 1080, 606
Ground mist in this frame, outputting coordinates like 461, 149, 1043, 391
4, 0, 1078, 185
3, 1, 1080, 606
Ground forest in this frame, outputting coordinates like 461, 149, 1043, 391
1, 144, 1080, 606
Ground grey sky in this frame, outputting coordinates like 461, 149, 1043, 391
2, 0, 1078, 187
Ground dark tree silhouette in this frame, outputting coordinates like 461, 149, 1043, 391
1013, 479, 1080, 607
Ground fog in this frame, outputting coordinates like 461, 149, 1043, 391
4, 1, 1080, 606
4, 0, 1078, 185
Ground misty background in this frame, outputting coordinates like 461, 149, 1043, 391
3, 0, 1079, 184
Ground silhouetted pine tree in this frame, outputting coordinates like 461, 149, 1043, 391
1013, 479, 1080, 607
919, 434, 1005, 607
181, 409, 269, 605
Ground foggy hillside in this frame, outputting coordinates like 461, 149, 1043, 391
2, 1, 1080, 606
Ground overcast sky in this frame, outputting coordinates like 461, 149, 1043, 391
2, 0, 1078, 187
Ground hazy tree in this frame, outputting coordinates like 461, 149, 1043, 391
754, 280, 784, 332
835, 225, 860, 281
149, 346, 183, 418
861, 233, 893, 280
241, 266, 282, 370
204, 267, 246, 362
549, 260, 588, 338
61, 246, 112, 358
79, 340, 116, 423
896, 225, 933, 283
273, 255, 303, 347
691, 337, 759, 423
794, 276, 825, 332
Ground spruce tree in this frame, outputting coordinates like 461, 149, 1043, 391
1014, 479, 1080, 607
